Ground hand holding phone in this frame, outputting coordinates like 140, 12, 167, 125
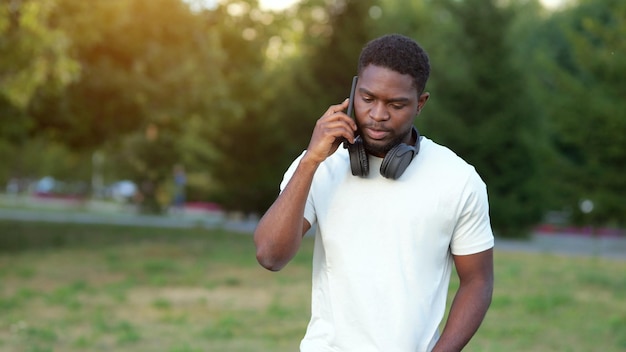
304, 91, 354, 164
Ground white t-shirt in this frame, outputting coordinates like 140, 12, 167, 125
280, 137, 494, 352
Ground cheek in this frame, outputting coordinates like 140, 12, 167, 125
391, 109, 417, 125
353, 99, 364, 116
353, 101, 368, 124
399, 108, 418, 122
391, 111, 418, 131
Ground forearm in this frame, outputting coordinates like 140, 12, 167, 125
254, 155, 318, 271
433, 278, 493, 352
255, 98, 354, 271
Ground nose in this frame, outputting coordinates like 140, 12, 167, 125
369, 102, 389, 122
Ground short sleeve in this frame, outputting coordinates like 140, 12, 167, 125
279, 151, 317, 227
450, 170, 494, 255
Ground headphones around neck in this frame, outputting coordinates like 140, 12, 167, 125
341, 76, 422, 180
346, 126, 421, 180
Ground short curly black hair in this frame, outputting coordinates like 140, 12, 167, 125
358, 34, 430, 94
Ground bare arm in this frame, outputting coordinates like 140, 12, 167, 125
253, 158, 315, 271
433, 248, 494, 352
254, 98, 355, 271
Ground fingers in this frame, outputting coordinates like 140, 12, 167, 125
324, 98, 350, 117
307, 100, 357, 162
305, 99, 356, 164
316, 118, 356, 143
318, 110, 356, 142
321, 98, 355, 130
314, 112, 356, 144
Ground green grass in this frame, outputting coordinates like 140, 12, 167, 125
0, 220, 624, 351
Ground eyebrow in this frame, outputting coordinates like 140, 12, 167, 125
358, 87, 411, 104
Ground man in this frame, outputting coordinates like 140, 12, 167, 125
254, 34, 494, 352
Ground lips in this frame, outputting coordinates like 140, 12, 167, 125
364, 127, 390, 140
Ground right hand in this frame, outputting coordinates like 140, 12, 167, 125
304, 98, 357, 165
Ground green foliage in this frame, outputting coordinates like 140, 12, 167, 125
0, 0, 81, 183
0, 0, 623, 229
36, 0, 226, 211
195, 0, 288, 213
0, 0, 79, 108
0, 135, 92, 185
528, 0, 626, 227
377, 0, 545, 237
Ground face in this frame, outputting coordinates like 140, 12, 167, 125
354, 65, 429, 158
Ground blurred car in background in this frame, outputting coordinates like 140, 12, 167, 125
106, 180, 137, 203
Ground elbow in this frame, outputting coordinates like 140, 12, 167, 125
254, 226, 301, 271
254, 237, 289, 271
255, 248, 287, 272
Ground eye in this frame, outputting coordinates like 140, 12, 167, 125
391, 104, 405, 110
362, 96, 373, 103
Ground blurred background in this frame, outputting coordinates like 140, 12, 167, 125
1, 0, 624, 237
1, 1, 625, 351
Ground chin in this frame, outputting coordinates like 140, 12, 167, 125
363, 139, 394, 157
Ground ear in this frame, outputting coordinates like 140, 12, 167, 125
417, 92, 430, 113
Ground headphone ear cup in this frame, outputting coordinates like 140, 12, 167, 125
380, 143, 416, 180
347, 137, 369, 176
380, 126, 421, 179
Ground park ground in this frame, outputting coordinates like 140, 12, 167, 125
0, 194, 625, 351
0, 193, 624, 260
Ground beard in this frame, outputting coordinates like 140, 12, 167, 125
357, 124, 413, 157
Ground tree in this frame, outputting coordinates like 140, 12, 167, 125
420, 0, 546, 237
0, 0, 78, 109
29, 0, 218, 149
0, 0, 80, 183
8, 0, 228, 212
79, 0, 226, 211
529, 0, 626, 227
195, 0, 290, 214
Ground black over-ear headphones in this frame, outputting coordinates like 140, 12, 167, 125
346, 126, 421, 180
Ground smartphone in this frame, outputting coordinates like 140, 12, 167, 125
342, 76, 358, 148
347, 75, 358, 119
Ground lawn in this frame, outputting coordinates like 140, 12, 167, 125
0, 220, 624, 351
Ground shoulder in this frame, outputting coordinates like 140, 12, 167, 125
417, 137, 482, 184
419, 139, 494, 253
420, 137, 468, 166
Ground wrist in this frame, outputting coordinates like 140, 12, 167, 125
300, 151, 324, 169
